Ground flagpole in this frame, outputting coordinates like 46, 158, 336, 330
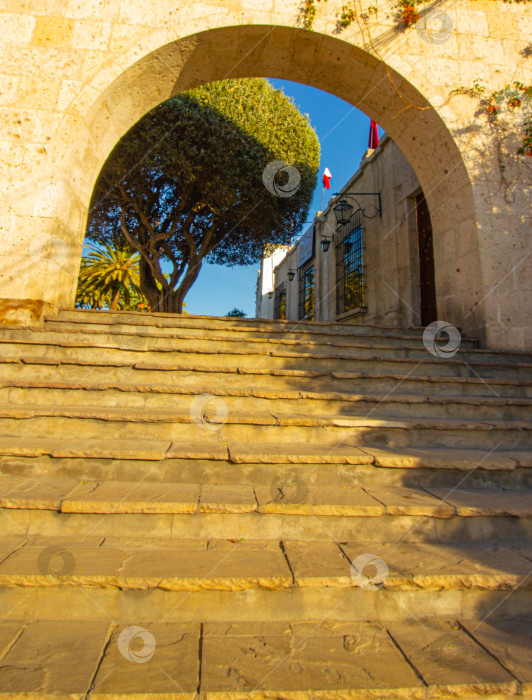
320, 186, 325, 211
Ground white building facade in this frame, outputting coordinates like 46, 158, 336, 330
256, 136, 437, 329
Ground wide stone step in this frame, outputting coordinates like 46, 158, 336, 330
0, 536, 530, 594
43, 318, 477, 349
0, 437, 530, 477
55, 308, 434, 338
0, 537, 531, 626
0, 617, 529, 698
5, 477, 530, 518
2, 381, 531, 421
6, 325, 449, 356
0, 405, 530, 449
2, 337, 531, 380
1, 476, 531, 543
2, 359, 529, 399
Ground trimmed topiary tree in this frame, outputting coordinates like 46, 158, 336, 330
86, 78, 320, 313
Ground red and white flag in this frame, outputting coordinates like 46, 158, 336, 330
322, 167, 332, 189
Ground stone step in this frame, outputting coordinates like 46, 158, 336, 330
1, 618, 529, 698
3, 476, 530, 518
42, 318, 480, 349
1, 476, 531, 543
5, 502, 532, 545
1, 332, 530, 373
34, 318, 522, 361
47, 317, 479, 352
0, 405, 530, 449
6, 325, 450, 355
2, 358, 529, 399
0, 537, 530, 624
2, 381, 530, 422
0, 438, 530, 479
55, 308, 434, 337
0, 535, 530, 595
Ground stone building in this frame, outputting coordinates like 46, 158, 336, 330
257, 135, 436, 329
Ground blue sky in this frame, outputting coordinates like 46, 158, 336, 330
185, 79, 383, 317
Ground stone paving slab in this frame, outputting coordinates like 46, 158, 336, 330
199, 484, 257, 513
90, 622, 200, 698
118, 541, 293, 591
201, 620, 424, 697
0, 475, 79, 510
0, 620, 111, 696
27, 534, 104, 547
0, 537, 27, 564
506, 543, 532, 563
0, 621, 23, 659
0, 544, 130, 583
256, 484, 385, 516
0, 437, 174, 460
50, 438, 173, 460
363, 486, 455, 517
0, 540, 292, 591
100, 537, 208, 549
167, 441, 229, 460
0, 437, 50, 457
461, 619, 532, 693
283, 541, 351, 587
510, 451, 532, 467
61, 480, 200, 514
229, 443, 374, 464
360, 446, 519, 470
424, 487, 532, 516
339, 542, 532, 590
386, 620, 518, 697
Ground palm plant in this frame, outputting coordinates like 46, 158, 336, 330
76, 244, 147, 311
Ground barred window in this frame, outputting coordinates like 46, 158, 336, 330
273, 282, 287, 319
336, 208, 365, 315
298, 264, 314, 320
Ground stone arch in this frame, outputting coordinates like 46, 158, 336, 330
63, 26, 482, 339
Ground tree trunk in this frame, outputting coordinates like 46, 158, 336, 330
172, 258, 203, 313
139, 256, 203, 314
109, 288, 121, 311
139, 257, 164, 311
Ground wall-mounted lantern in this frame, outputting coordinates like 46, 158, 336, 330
320, 235, 334, 253
333, 200, 353, 226
267, 291, 274, 299
288, 269, 296, 281
332, 192, 382, 225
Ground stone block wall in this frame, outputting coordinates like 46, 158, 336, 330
0, 0, 530, 348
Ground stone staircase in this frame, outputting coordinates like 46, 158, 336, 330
0, 309, 531, 698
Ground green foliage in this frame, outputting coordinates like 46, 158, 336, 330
226, 308, 247, 317
339, 3, 377, 27
452, 80, 532, 157
302, 0, 319, 29
75, 244, 148, 311
340, 5, 357, 27
87, 78, 320, 313
488, 82, 532, 156
306, 0, 530, 33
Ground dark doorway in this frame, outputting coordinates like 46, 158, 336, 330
416, 192, 437, 325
